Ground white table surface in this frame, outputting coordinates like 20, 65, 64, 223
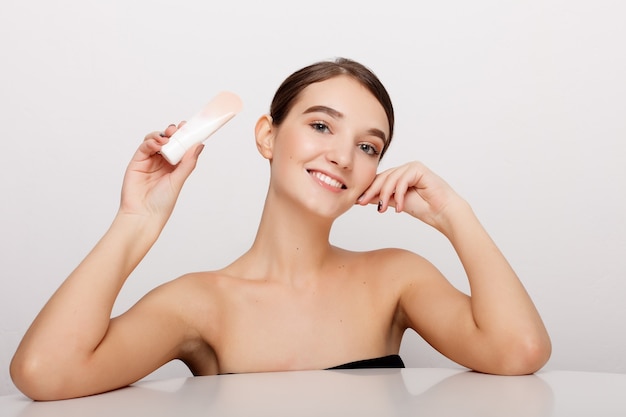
1, 368, 625, 416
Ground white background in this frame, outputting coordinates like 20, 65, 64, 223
1, 0, 624, 396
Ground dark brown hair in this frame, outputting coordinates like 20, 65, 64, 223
270, 57, 395, 159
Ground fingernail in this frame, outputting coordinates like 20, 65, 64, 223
357, 193, 364, 203
377, 200, 382, 212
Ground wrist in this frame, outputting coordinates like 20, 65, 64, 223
111, 211, 165, 244
434, 198, 476, 237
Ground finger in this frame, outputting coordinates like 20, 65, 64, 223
137, 136, 164, 158
357, 168, 393, 205
393, 185, 407, 213
169, 143, 204, 188
377, 168, 406, 213
163, 123, 179, 138
153, 122, 184, 155
392, 171, 416, 213
143, 131, 171, 155
144, 130, 164, 142
356, 189, 376, 205
355, 192, 380, 207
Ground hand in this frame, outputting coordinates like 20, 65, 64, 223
119, 123, 204, 220
357, 161, 464, 231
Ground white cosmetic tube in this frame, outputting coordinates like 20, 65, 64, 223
160, 91, 243, 165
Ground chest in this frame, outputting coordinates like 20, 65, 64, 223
210, 278, 400, 373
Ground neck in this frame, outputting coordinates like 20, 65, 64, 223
236, 189, 337, 286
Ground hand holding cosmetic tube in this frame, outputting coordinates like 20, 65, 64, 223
160, 91, 243, 165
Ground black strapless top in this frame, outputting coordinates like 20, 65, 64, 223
326, 354, 405, 370
220, 354, 405, 375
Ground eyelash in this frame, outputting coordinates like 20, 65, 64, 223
310, 121, 331, 134
309, 121, 381, 157
359, 143, 380, 157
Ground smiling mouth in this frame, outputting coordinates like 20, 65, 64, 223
307, 170, 347, 190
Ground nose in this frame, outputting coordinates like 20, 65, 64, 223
326, 137, 353, 170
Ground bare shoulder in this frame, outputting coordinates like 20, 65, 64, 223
361, 248, 469, 332
160, 270, 225, 292
335, 246, 446, 308
350, 247, 442, 283
128, 270, 232, 374
127, 270, 242, 342
333, 246, 450, 334
142, 271, 227, 323
365, 247, 456, 294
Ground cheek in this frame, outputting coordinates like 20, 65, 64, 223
356, 162, 379, 190
275, 126, 317, 157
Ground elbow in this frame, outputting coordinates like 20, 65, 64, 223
10, 352, 72, 401
497, 333, 552, 376
10, 353, 42, 400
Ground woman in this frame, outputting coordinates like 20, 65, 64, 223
10, 58, 551, 400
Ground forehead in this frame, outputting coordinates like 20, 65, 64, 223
293, 76, 389, 135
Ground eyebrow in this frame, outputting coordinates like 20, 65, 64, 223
303, 105, 388, 144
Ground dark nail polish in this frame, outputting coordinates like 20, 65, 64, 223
377, 200, 382, 212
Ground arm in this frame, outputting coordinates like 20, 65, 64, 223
10, 125, 205, 400
359, 161, 551, 375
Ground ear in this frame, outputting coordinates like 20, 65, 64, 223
255, 114, 275, 160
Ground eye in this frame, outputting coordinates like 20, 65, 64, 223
358, 143, 380, 157
310, 121, 331, 134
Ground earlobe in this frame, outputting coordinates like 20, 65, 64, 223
255, 114, 275, 160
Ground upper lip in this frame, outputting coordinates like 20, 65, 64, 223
306, 168, 348, 189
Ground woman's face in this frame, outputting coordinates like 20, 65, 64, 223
267, 75, 390, 219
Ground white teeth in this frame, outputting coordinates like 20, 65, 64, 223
311, 171, 344, 189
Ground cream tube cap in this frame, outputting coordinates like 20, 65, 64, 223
160, 139, 187, 165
